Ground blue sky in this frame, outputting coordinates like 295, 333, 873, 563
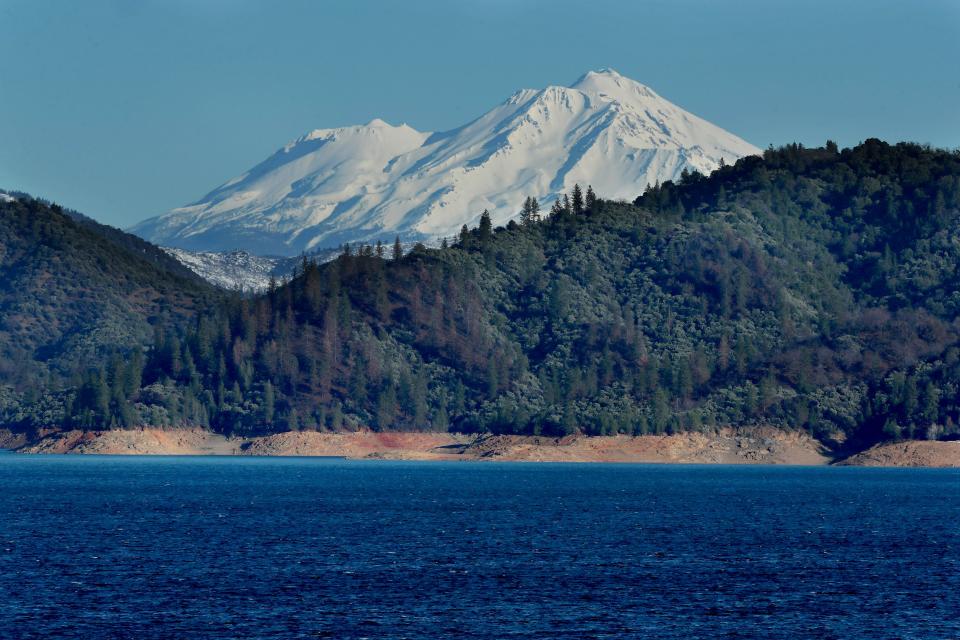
1, 0, 958, 227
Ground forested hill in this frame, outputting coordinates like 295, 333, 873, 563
0, 196, 218, 425
1, 191, 203, 282
3, 140, 960, 452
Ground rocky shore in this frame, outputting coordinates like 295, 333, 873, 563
7, 426, 957, 467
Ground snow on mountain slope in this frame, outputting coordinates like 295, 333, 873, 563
161, 248, 292, 291
162, 247, 345, 292
133, 69, 760, 256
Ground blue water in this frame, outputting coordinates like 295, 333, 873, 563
0, 456, 958, 639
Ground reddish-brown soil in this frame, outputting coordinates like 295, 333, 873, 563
835, 440, 960, 467
15, 426, 958, 467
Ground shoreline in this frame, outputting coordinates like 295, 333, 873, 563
4, 427, 958, 467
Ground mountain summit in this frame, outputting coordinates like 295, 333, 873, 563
132, 69, 760, 255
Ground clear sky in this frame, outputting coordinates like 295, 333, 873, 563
1, 0, 958, 228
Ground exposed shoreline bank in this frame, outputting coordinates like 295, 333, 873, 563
4, 427, 958, 467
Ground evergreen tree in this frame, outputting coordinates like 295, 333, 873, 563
520, 196, 541, 226
262, 381, 275, 425
285, 408, 300, 431
433, 405, 449, 431
550, 197, 564, 218
331, 401, 344, 430
478, 210, 493, 242
392, 236, 403, 261
520, 197, 532, 226
571, 184, 584, 214
585, 185, 597, 211
376, 386, 397, 430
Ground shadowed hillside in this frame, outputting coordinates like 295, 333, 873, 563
0, 195, 217, 428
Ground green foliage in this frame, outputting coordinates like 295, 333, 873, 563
4, 140, 960, 451
0, 195, 215, 424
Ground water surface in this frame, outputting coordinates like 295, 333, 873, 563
0, 456, 957, 639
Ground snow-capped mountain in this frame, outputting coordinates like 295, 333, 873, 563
133, 69, 760, 256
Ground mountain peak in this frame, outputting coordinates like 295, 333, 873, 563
580, 67, 624, 79
133, 71, 759, 255
570, 68, 658, 102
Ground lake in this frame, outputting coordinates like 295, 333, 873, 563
0, 454, 957, 639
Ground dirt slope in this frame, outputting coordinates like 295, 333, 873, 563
836, 440, 960, 468
17, 428, 235, 455
14, 427, 830, 464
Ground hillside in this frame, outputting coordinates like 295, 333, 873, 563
131, 69, 758, 255
3, 140, 960, 458
0, 196, 217, 430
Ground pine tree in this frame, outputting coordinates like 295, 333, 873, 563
759, 374, 777, 413
166, 335, 183, 380
125, 350, 144, 397
920, 381, 940, 427
519, 197, 532, 225
90, 369, 110, 422
585, 185, 597, 211
411, 370, 429, 428
376, 386, 397, 430
560, 400, 576, 436
520, 196, 540, 226
262, 381, 275, 425
392, 236, 403, 261
433, 405, 449, 431
375, 240, 385, 258
571, 184, 584, 214
453, 380, 466, 414
374, 273, 390, 322
486, 358, 499, 398
652, 390, 670, 434
550, 197, 564, 218
744, 381, 759, 417
331, 401, 344, 430
478, 209, 493, 242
